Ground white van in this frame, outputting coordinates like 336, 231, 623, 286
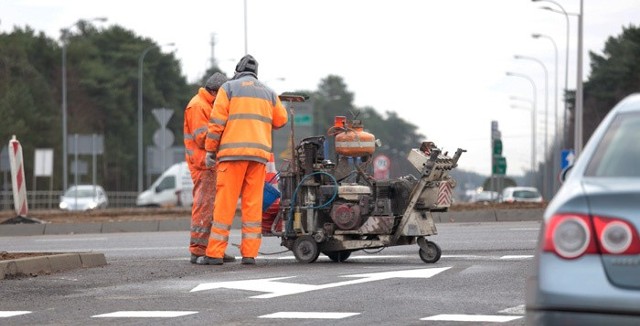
136, 162, 194, 207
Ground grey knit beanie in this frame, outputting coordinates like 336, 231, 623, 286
204, 72, 228, 91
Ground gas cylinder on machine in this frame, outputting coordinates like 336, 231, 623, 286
333, 116, 376, 157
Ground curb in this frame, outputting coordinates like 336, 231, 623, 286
0, 209, 543, 237
0, 252, 107, 280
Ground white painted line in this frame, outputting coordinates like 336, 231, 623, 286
500, 255, 534, 260
259, 312, 360, 319
509, 228, 539, 231
92, 311, 198, 318
421, 314, 522, 322
499, 304, 525, 315
35, 238, 108, 242
0, 311, 31, 318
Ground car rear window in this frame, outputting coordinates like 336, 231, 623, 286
513, 190, 539, 198
585, 112, 640, 177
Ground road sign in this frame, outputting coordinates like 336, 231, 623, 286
373, 155, 390, 179
492, 139, 503, 155
492, 156, 507, 175
293, 114, 313, 126
561, 149, 575, 170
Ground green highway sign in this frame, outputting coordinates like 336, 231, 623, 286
493, 139, 503, 155
492, 155, 507, 175
293, 114, 313, 126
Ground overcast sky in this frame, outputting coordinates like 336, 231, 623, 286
2, 0, 639, 177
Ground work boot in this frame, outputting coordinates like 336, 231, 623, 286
241, 257, 256, 265
223, 253, 236, 263
200, 256, 224, 265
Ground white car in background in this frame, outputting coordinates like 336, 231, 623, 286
500, 186, 542, 203
59, 184, 109, 211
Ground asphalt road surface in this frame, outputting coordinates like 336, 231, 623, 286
0, 221, 540, 325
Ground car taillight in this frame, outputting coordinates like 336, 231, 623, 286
544, 214, 640, 259
592, 216, 640, 254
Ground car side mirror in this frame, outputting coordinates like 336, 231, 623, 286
560, 165, 574, 184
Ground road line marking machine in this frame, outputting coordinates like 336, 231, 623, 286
263, 94, 465, 263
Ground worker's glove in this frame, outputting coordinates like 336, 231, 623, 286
205, 152, 216, 168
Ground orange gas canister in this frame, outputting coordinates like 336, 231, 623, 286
334, 120, 376, 157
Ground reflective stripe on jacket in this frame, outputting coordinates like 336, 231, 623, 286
205, 72, 288, 163
184, 88, 215, 171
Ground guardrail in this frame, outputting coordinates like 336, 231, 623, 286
0, 190, 139, 211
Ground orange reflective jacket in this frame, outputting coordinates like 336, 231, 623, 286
205, 73, 288, 163
184, 88, 216, 171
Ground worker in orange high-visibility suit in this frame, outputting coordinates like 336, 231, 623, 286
201, 54, 288, 265
183, 72, 236, 265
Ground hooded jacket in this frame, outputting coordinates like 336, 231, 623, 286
205, 72, 288, 163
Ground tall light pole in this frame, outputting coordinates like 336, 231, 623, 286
510, 96, 536, 186
575, 0, 584, 156
243, 0, 248, 55
514, 55, 549, 197
535, 0, 580, 152
507, 72, 537, 189
61, 17, 107, 191
137, 42, 175, 193
532, 33, 560, 193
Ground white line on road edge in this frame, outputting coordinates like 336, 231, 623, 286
92, 311, 198, 318
421, 314, 522, 322
500, 255, 534, 259
499, 304, 525, 315
34, 238, 108, 242
0, 311, 31, 318
259, 312, 360, 319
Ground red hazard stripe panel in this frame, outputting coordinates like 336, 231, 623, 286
437, 182, 452, 206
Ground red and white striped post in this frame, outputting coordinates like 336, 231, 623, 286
9, 135, 29, 217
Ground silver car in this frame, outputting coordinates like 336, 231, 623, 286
59, 185, 109, 211
526, 94, 640, 325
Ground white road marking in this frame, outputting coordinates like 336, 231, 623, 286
500, 255, 534, 260
92, 311, 198, 318
0, 311, 31, 317
276, 255, 405, 260
421, 314, 523, 322
191, 267, 451, 298
259, 312, 360, 319
35, 238, 108, 242
499, 304, 525, 315
509, 228, 539, 231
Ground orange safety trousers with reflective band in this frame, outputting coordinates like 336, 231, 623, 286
189, 169, 216, 256
206, 160, 266, 259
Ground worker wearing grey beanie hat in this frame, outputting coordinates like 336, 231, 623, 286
205, 72, 228, 92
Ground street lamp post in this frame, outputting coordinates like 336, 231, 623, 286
533, 33, 560, 193
509, 96, 536, 186
61, 17, 107, 191
507, 72, 537, 188
514, 55, 549, 198
137, 43, 174, 193
535, 0, 582, 155
575, 0, 584, 156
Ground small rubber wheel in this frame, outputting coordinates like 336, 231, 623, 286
293, 235, 320, 263
419, 241, 442, 264
324, 251, 351, 262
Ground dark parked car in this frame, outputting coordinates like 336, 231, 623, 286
526, 94, 640, 325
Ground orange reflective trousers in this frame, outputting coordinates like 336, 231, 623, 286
189, 169, 216, 257
206, 160, 265, 259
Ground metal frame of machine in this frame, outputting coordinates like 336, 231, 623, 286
266, 94, 465, 264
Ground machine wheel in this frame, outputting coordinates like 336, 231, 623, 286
418, 241, 442, 264
293, 235, 320, 263
324, 251, 351, 263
